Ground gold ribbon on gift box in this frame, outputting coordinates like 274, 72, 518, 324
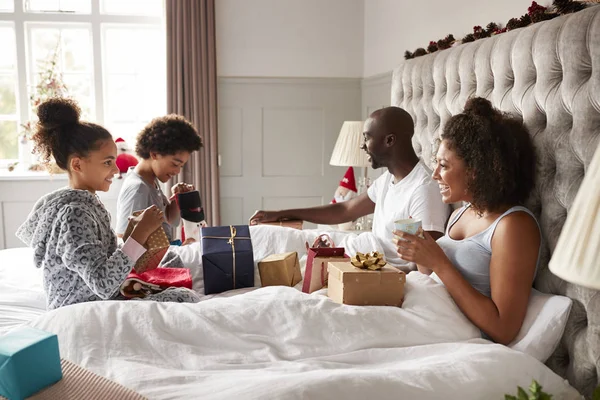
351, 251, 387, 270
203, 226, 251, 288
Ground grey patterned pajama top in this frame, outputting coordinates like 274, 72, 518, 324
16, 187, 199, 309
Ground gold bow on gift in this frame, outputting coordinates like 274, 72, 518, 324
351, 251, 387, 270
203, 226, 251, 288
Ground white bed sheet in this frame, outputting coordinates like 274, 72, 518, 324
28, 279, 579, 400
0, 227, 580, 399
0, 247, 46, 335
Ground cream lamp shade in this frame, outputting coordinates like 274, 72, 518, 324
549, 142, 600, 289
329, 121, 369, 167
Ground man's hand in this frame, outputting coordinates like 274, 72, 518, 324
249, 210, 280, 225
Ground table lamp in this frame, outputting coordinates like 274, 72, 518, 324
549, 142, 600, 289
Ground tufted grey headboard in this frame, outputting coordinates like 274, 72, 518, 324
391, 6, 600, 398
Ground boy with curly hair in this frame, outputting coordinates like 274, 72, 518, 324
116, 115, 202, 242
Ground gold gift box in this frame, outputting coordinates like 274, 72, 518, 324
327, 261, 406, 307
123, 211, 170, 273
258, 252, 302, 287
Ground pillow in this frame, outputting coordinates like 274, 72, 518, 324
508, 288, 572, 362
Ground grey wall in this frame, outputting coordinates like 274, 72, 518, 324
218, 77, 362, 227
360, 72, 393, 182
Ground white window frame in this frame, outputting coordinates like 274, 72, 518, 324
0, 0, 164, 167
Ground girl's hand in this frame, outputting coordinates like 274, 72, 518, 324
393, 228, 451, 272
171, 182, 194, 195
130, 205, 164, 244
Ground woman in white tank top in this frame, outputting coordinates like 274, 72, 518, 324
393, 97, 541, 345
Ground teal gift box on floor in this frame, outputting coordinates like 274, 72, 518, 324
0, 327, 62, 400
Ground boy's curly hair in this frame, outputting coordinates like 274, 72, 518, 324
441, 97, 536, 213
135, 114, 202, 159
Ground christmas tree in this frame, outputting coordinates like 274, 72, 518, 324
13, 37, 69, 172
20, 37, 69, 140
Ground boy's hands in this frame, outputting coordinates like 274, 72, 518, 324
171, 182, 194, 195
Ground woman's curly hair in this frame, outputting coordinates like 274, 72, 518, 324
32, 97, 111, 171
441, 97, 536, 213
135, 115, 202, 159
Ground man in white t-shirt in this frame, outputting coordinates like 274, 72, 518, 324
249, 106, 451, 266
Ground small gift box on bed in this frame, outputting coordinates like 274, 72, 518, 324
328, 261, 406, 306
123, 210, 170, 273
257, 220, 303, 230
0, 327, 62, 399
201, 225, 254, 295
258, 252, 302, 287
302, 241, 348, 293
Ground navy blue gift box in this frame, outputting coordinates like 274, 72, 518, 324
201, 225, 254, 295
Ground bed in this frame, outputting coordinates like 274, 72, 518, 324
1, 5, 599, 399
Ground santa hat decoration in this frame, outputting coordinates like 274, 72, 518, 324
339, 167, 357, 193
114, 137, 139, 174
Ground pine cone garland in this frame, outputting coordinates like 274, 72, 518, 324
413, 48, 427, 57
435, 34, 455, 49
506, 17, 519, 30
402, 0, 589, 63
528, 1, 547, 16
427, 41, 439, 53
473, 25, 490, 39
520, 13, 532, 25
553, 0, 586, 13
462, 33, 475, 43
486, 22, 499, 34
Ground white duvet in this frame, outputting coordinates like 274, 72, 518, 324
29, 276, 579, 400
0, 226, 581, 399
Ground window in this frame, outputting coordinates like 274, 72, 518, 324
103, 25, 165, 141
0, 0, 165, 165
0, 24, 18, 160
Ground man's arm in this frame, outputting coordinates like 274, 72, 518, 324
250, 192, 375, 225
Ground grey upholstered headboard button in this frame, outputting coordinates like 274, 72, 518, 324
391, 6, 600, 398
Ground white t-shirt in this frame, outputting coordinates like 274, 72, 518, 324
367, 161, 450, 266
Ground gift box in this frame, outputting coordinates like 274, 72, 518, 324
258, 252, 302, 287
123, 210, 170, 273
327, 262, 406, 306
201, 225, 254, 295
302, 246, 347, 293
258, 220, 303, 230
119, 268, 193, 299
5, 359, 147, 400
0, 327, 62, 400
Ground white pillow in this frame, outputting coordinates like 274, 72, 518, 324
508, 288, 572, 362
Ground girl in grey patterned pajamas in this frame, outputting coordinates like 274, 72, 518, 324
16, 98, 201, 310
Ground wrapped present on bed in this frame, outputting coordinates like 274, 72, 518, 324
257, 220, 303, 230
0, 327, 62, 399
258, 252, 302, 287
328, 261, 406, 306
123, 210, 170, 273
119, 268, 193, 299
302, 235, 348, 293
201, 225, 254, 295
